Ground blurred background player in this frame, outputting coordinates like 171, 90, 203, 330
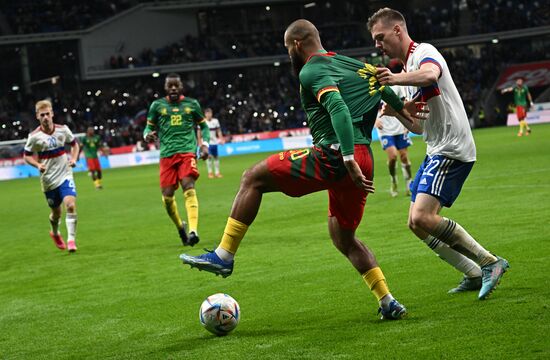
181, 19, 428, 320
81, 126, 108, 189
23, 100, 80, 252
204, 108, 224, 178
501, 78, 534, 136
144, 73, 210, 246
369, 8, 509, 299
375, 60, 413, 197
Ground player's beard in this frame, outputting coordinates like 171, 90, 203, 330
168, 92, 179, 102
290, 51, 305, 78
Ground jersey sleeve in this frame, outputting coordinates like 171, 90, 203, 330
24, 135, 35, 155
144, 102, 158, 137
300, 60, 339, 102
64, 125, 76, 145
416, 44, 445, 78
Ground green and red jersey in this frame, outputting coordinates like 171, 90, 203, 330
299, 50, 404, 156
144, 95, 210, 158
513, 85, 530, 107
81, 134, 102, 159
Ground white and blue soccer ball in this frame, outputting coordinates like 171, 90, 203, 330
199, 293, 240, 336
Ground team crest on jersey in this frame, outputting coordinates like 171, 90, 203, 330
161, 108, 168, 115
184, 107, 192, 114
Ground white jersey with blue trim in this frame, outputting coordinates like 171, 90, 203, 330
206, 118, 221, 145
405, 42, 476, 162
377, 85, 408, 137
24, 125, 75, 192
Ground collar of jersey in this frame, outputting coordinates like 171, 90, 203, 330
305, 49, 336, 63
165, 95, 185, 103
405, 41, 418, 64
40, 125, 55, 135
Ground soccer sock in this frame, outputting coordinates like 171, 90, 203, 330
97, 170, 102, 180
433, 217, 497, 267
214, 159, 220, 175
401, 162, 412, 180
388, 161, 397, 184
215, 217, 249, 261
523, 120, 531, 131
519, 121, 525, 134
162, 195, 184, 230
49, 214, 60, 235
65, 213, 77, 242
422, 235, 482, 278
206, 158, 213, 174
362, 267, 391, 305
184, 189, 199, 233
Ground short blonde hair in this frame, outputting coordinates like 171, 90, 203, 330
367, 8, 407, 32
35, 99, 53, 113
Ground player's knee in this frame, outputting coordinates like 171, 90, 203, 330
162, 187, 175, 197
409, 210, 433, 232
388, 155, 397, 164
400, 154, 409, 164
65, 202, 76, 213
240, 167, 261, 189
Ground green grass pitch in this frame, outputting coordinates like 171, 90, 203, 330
1, 125, 549, 359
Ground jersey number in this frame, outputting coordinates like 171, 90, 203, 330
424, 159, 440, 177
170, 114, 182, 126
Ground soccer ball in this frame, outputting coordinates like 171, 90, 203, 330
199, 293, 240, 336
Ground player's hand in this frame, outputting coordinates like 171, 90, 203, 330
199, 144, 209, 160
344, 159, 375, 193
37, 164, 46, 173
375, 119, 383, 130
144, 131, 158, 142
376, 67, 396, 86
402, 99, 429, 121
68, 159, 77, 167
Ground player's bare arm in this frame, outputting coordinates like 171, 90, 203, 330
23, 153, 46, 173
377, 63, 440, 87
69, 141, 80, 167
382, 99, 428, 134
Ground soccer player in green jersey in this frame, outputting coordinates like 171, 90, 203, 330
81, 127, 108, 189
144, 73, 211, 246
181, 20, 426, 320
501, 77, 534, 136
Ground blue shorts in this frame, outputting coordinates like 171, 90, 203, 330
380, 134, 412, 150
208, 144, 219, 157
410, 155, 474, 208
44, 179, 77, 208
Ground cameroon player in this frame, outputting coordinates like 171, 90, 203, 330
81, 127, 107, 189
501, 77, 534, 136
181, 20, 427, 320
144, 73, 210, 246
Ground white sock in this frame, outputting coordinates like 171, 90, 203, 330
214, 159, 220, 175
66, 213, 77, 242
423, 235, 482, 278
215, 246, 234, 262
206, 158, 213, 173
49, 214, 60, 235
434, 218, 497, 267
380, 293, 395, 309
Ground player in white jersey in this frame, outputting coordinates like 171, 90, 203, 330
23, 100, 80, 252
375, 62, 413, 197
204, 108, 224, 178
368, 8, 508, 300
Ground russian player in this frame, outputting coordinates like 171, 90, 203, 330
375, 62, 413, 197
204, 108, 224, 178
181, 20, 428, 320
81, 127, 107, 189
368, 8, 509, 299
501, 77, 533, 136
144, 73, 210, 246
23, 100, 80, 252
